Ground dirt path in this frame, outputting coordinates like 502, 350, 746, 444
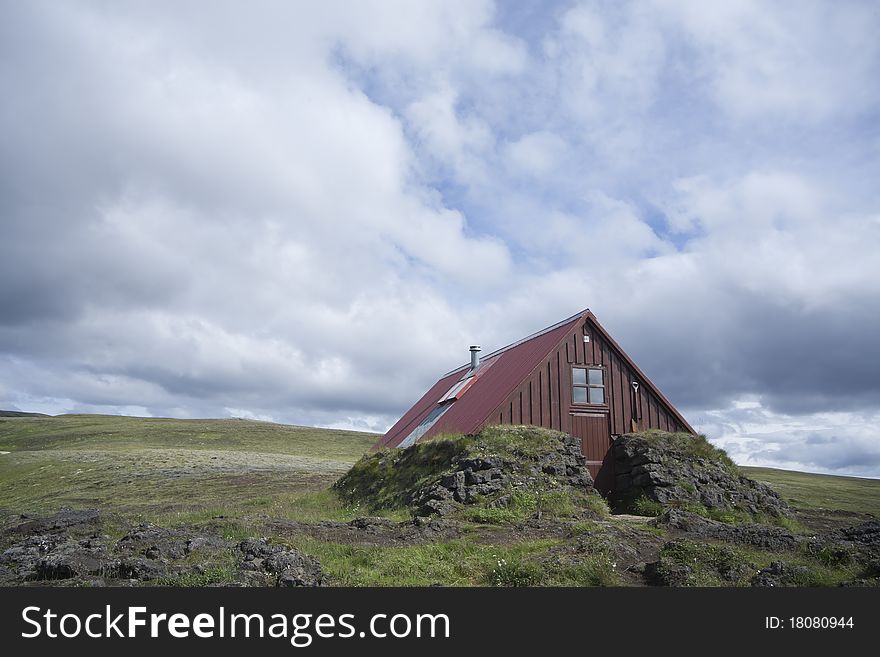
608, 513, 656, 523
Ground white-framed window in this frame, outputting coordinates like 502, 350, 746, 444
572, 366, 605, 404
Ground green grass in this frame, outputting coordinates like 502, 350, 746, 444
637, 430, 737, 471
336, 426, 578, 514
654, 538, 863, 587
0, 415, 376, 523
2, 413, 879, 588
624, 495, 807, 530
336, 437, 468, 510
743, 467, 880, 517
464, 425, 572, 459
0, 414, 374, 460
460, 489, 608, 525
336, 425, 610, 522
156, 566, 238, 587
279, 536, 618, 586
629, 495, 664, 517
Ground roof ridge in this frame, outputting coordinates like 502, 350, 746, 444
441, 309, 588, 377
583, 310, 695, 434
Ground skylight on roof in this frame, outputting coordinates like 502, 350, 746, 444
438, 373, 475, 403
398, 403, 451, 448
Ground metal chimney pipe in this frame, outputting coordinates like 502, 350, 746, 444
469, 345, 481, 371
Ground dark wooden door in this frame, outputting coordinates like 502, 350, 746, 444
570, 412, 613, 494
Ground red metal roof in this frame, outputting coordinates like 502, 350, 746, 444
375, 369, 462, 449
378, 311, 587, 449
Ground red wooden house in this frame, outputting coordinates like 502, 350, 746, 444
375, 309, 695, 493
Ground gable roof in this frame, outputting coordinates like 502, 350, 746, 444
584, 310, 695, 435
377, 311, 585, 449
377, 308, 694, 449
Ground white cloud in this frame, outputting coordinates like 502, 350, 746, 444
660, 170, 880, 307
332, 0, 526, 75
1, 1, 879, 477
696, 398, 880, 477
405, 83, 495, 184
549, 2, 667, 123
504, 131, 568, 177
657, 0, 880, 121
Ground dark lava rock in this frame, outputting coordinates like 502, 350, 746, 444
35, 540, 107, 580
2, 532, 107, 583
657, 509, 798, 551
840, 521, 880, 547
116, 523, 187, 559
1, 509, 329, 587
751, 561, 812, 587
7, 508, 102, 538
411, 516, 456, 534
340, 426, 599, 518
115, 523, 227, 563
419, 496, 459, 517
236, 571, 274, 587
647, 538, 757, 587
458, 457, 503, 471
238, 538, 323, 587
798, 519, 880, 576
113, 557, 167, 581
613, 432, 793, 518
185, 535, 226, 554
645, 560, 692, 587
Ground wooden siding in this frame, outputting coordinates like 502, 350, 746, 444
483, 315, 689, 493
378, 308, 694, 495
487, 317, 688, 438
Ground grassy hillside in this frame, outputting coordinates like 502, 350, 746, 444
0, 414, 372, 460
3, 415, 878, 525
1, 415, 878, 587
743, 466, 880, 518
0, 414, 376, 522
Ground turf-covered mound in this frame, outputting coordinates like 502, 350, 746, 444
613, 430, 793, 520
333, 426, 607, 522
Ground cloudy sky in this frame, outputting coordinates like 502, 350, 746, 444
2, 1, 879, 476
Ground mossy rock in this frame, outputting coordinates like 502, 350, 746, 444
334, 426, 606, 522
613, 430, 793, 522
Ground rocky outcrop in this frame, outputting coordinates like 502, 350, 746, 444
750, 561, 813, 587
2, 504, 878, 587
656, 509, 798, 551
613, 431, 792, 518
414, 455, 506, 516
834, 520, 880, 547
9, 508, 102, 535
335, 426, 601, 519
645, 538, 758, 586
238, 538, 323, 587
35, 538, 107, 580
116, 522, 225, 560
413, 435, 594, 517
0, 509, 325, 587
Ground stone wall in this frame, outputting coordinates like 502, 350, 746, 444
414, 432, 594, 516
336, 426, 600, 519
612, 431, 792, 517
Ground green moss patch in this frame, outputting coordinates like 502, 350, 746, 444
334, 426, 604, 523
